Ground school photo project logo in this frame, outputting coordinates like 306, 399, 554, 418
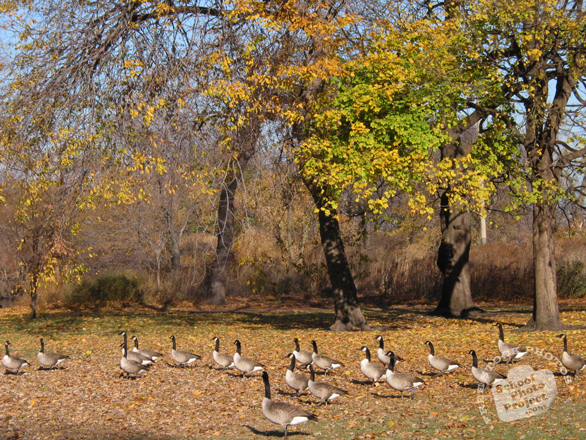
492, 365, 557, 422
476, 345, 570, 423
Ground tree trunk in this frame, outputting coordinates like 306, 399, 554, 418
205, 176, 238, 305
305, 180, 370, 331
205, 120, 258, 305
523, 199, 564, 330
29, 277, 38, 320
433, 192, 479, 317
433, 123, 481, 317
169, 231, 181, 273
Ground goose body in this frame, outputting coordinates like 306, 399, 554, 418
119, 332, 152, 366
131, 336, 163, 361
558, 334, 586, 374
495, 323, 528, 364
233, 340, 265, 377
469, 350, 506, 386
262, 371, 318, 438
308, 365, 348, 405
120, 345, 147, 378
424, 341, 459, 375
385, 351, 424, 400
170, 335, 201, 367
292, 338, 313, 368
37, 338, 70, 369
3, 341, 30, 374
311, 340, 344, 375
211, 337, 234, 370
285, 353, 309, 395
359, 346, 386, 385
375, 335, 404, 366
120, 343, 152, 366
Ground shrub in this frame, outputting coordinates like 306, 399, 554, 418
557, 261, 586, 298
65, 273, 144, 307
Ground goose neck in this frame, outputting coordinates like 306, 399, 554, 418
263, 374, 271, 399
427, 342, 435, 356
214, 338, 221, 352
311, 341, 318, 354
386, 352, 396, 372
470, 351, 478, 368
288, 355, 296, 371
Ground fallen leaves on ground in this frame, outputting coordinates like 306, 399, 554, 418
1, 301, 585, 439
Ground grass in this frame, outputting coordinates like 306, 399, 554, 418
1, 302, 585, 439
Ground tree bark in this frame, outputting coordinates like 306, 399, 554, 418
205, 175, 238, 305
433, 192, 479, 317
205, 121, 258, 305
305, 179, 371, 331
29, 274, 38, 319
523, 199, 564, 330
169, 230, 181, 273
432, 122, 481, 317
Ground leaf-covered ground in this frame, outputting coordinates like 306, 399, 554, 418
1, 300, 585, 439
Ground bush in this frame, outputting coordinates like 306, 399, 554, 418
65, 273, 144, 307
557, 261, 586, 298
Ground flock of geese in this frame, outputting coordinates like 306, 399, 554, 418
3, 323, 586, 438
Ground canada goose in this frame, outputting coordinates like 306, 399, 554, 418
119, 343, 152, 366
37, 338, 70, 369
385, 351, 424, 400
170, 335, 201, 367
308, 364, 348, 405
359, 346, 387, 386
558, 334, 586, 374
285, 353, 309, 396
495, 323, 528, 364
120, 344, 147, 379
3, 341, 30, 374
131, 336, 163, 361
468, 350, 506, 387
261, 371, 318, 438
292, 338, 313, 368
311, 340, 344, 375
233, 339, 265, 377
119, 331, 151, 364
424, 341, 459, 375
374, 335, 404, 366
211, 336, 234, 370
